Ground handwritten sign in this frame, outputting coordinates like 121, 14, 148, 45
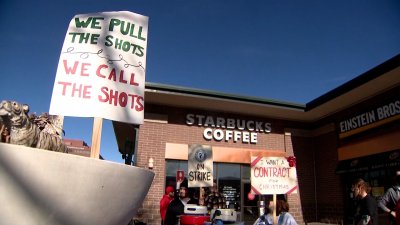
188, 145, 213, 188
250, 156, 298, 195
49, 11, 148, 125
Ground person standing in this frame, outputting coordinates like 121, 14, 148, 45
378, 171, 400, 225
187, 188, 199, 205
253, 201, 273, 225
164, 186, 189, 225
352, 178, 378, 225
160, 186, 175, 225
179, 186, 190, 204
276, 199, 297, 225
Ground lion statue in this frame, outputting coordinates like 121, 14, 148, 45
0, 100, 68, 153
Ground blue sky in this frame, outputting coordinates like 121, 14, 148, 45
1, 0, 399, 163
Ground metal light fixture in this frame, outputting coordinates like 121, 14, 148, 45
148, 157, 154, 169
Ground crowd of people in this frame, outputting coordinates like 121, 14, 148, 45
378, 171, 400, 225
253, 200, 297, 225
159, 181, 299, 225
350, 171, 400, 225
160, 182, 229, 225
159, 171, 400, 225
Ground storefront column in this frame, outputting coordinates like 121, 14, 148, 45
284, 131, 305, 224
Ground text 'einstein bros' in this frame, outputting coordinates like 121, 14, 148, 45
188, 145, 213, 188
250, 156, 298, 195
50, 11, 148, 125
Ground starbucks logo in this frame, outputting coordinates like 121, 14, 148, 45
195, 149, 207, 162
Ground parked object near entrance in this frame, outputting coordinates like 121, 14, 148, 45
0, 100, 68, 153
211, 209, 237, 222
0, 142, 155, 225
180, 215, 210, 225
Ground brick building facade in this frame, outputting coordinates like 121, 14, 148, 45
64, 139, 91, 157
112, 54, 400, 225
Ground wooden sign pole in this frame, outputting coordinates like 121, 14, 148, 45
273, 194, 277, 225
90, 117, 103, 159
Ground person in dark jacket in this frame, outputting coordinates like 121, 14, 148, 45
187, 188, 199, 205
352, 178, 378, 225
378, 171, 400, 225
164, 186, 188, 225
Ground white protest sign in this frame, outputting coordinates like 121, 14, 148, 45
250, 156, 298, 195
188, 145, 213, 188
50, 11, 148, 125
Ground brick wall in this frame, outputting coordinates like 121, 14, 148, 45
284, 133, 305, 224
134, 106, 315, 225
291, 135, 315, 223
313, 131, 344, 223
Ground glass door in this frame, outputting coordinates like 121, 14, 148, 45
241, 180, 259, 225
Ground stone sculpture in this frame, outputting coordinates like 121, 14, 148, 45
0, 100, 68, 153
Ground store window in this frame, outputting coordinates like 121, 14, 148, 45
217, 163, 241, 210
165, 160, 188, 187
165, 160, 287, 225
165, 160, 239, 208
241, 165, 251, 180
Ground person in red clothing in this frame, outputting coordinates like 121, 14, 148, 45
160, 186, 175, 225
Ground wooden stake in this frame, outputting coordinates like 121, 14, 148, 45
273, 194, 277, 225
90, 117, 103, 159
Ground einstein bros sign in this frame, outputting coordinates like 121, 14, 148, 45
251, 156, 298, 195
50, 11, 148, 125
188, 145, 213, 188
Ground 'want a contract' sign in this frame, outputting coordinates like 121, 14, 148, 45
50, 11, 148, 125
251, 156, 298, 195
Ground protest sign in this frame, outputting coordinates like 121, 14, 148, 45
251, 156, 298, 195
50, 11, 148, 125
188, 145, 213, 188
177, 170, 185, 183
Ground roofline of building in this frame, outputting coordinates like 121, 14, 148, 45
145, 53, 400, 112
306, 54, 400, 110
145, 82, 306, 110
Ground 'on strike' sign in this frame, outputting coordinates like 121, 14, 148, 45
250, 156, 298, 195
50, 11, 148, 125
188, 145, 213, 188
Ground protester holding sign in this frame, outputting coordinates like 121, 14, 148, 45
253, 201, 273, 225
250, 156, 298, 195
164, 186, 189, 225
276, 200, 297, 225
179, 186, 190, 204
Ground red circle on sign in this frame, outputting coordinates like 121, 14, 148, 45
248, 192, 255, 200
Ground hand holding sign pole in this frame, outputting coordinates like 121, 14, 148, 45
176, 170, 184, 190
